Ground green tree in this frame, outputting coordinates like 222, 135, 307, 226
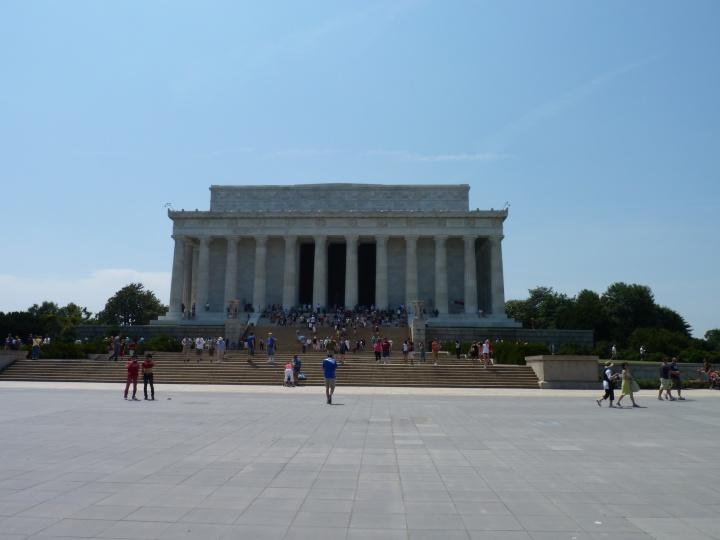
97, 283, 166, 326
600, 283, 658, 344
704, 329, 720, 349
505, 287, 573, 329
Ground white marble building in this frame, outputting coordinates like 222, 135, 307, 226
161, 184, 516, 326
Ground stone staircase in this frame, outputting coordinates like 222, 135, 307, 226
0, 351, 538, 388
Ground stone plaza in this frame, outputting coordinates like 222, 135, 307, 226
161, 184, 517, 327
1, 383, 719, 540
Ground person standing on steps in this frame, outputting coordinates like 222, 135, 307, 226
323, 352, 338, 404
431, 339, 440, 366
596, 361, 618, 407
142, 353, 155, 401
616, 362, 640, 408
266, 332, 277, 364
293, 355, 302, 386
194, 336, 205, 363
124, 353, 140, 400
216, 337, 226, 362
182, 336, 192, 362
455, 340, 461, 359
373, 338, 382, 363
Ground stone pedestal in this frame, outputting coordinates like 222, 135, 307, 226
525, 355, 600, 389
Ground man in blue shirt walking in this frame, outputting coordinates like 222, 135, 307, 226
322, 353, 338, 404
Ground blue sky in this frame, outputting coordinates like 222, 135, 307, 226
1, 0, 718, 336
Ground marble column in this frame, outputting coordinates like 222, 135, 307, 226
223, 236, 239, 310
190, 246, 199, 308
405, 235, 418, 306
253, 236, 268, 311
463, 236, 478, 315
182, 241, 193, 312
312, 235, 327, 308
282, 235, 298, 309
168, 235, 186, 315
434, 236, 448, 314
490, 235, 506, 316
195, 236, 211, 313
344, 235, 359, 308
375, 235, 388, 310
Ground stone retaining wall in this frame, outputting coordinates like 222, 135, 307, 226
426, 327, 593, 348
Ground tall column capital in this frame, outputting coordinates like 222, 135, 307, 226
376, 235, 388, 245
463, 235, 477, 245
345, 234, 359, 243
434, 235, 448, 244
255, 235, 268, 246
489, 234, 504, 245
171, 233, 186, 241
198, 235, 211, 246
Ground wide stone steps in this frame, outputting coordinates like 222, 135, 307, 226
0, 353, 539, 388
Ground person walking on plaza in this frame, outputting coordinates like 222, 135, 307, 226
266, 332, 277, 364
431, 339, 440, 366
596, 361, 618, 407
659, 358, 676, 401
616, 362, 640, 408
323, 352, 338, 404
124, 354, 140, 400
670, 357, 685, 400
142, 353, 155, 401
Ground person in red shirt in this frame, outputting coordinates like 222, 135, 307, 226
124, 354, 140, 400
142, 353, 155, 401
431, 339, 440, 366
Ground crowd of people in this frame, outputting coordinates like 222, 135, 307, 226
261, 305, 409, 330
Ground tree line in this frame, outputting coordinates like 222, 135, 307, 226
506, 282, 719, 361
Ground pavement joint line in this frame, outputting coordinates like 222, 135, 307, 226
0, 380, 719, 398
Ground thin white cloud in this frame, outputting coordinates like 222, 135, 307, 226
366, 150, 511, 162
485, 56, 658, 152
0, 269, 170, 315
265, 148, 342, 159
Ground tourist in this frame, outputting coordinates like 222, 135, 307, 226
181, 336, 192, 362
339, 338, 348, 365
373, 338, 382, 363
195, 336, 205, 363
216, 337, 226, 362
323, 352, 338, 404
611, 344, 618, 360
31, 335, 41, 360
382, 338, 391, 363
455, 339, 461, 359
658, 358, 676, 401
208, 338, 216, 362
669, 357, 686, 400
124, 354, 140, 400
259, 337, 265, 351
481, 339, 491, 368
293, 355, 302, 385
596, 361, 618, 407
616, 362, 640, 408
108, 336, 121, 362
408, 340, 415, 366
142, 353, 155, 401
639, 344, 646, 360
419, 341, 426, 363
247, 332, 256, 357
283, 361, 294, 387
266, 332, 276, 364
402, 340, 409, 364
431, 339, 440, 366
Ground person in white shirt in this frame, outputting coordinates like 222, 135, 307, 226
596, 361, 618, 407
195, 337, 205, 363
216, 337, 226, 362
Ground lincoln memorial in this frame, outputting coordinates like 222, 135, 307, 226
161, 183, 518, 327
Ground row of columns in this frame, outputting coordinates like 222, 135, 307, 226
168, 234, 506, 317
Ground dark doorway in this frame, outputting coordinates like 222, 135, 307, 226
327, 243, 346, 308
358, 243, 376, 307
298, 243, 314, 305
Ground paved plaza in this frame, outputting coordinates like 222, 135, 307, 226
0, 384, 719, 540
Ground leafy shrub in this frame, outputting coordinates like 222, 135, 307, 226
493, 342, 550, 365
136, 335, 182, 353
37, 343, 87, 359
